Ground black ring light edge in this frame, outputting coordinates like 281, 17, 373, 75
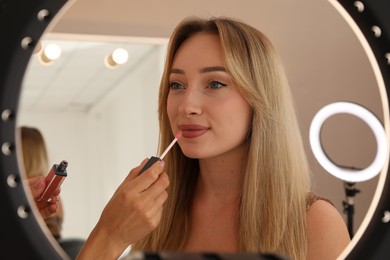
335, 1, 390, 259
0, 0, 389, 259
0, 0, 69, 259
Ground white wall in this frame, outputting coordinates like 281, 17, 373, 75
18, 45, 165, 240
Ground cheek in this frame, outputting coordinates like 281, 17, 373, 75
167, 95, 176, 121
243, 104, 253, 127
227, 100, 252, 132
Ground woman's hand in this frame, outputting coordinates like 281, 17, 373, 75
78, 159, 169, 259
28, 176, 60, 219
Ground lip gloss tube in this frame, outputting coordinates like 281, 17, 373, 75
139, 131, 182, 175
38, 160, 68, 202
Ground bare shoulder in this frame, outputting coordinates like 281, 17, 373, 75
306, 199, 351, 260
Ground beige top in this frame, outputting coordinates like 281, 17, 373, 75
306, 192, 334, 211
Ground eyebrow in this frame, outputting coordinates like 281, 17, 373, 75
170, 66, 227, 75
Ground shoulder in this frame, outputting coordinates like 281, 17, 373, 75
306, 192, 333, 210
306, 196, 351, 260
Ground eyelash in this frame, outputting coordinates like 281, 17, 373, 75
208, 80, 227, 89
169, 82, 183, 90
169, 80, 227, 90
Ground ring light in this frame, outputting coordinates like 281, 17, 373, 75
310, 102, 388, 182
1, 0, 390, 259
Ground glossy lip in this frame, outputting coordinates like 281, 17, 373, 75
179, 124, 210, 139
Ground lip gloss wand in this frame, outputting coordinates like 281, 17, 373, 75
139, 130, 182, 174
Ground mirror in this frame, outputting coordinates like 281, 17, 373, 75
2, 0, 388, 258
18, 36, 166, 241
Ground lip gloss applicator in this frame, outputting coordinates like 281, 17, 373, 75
139, 130, 182, 175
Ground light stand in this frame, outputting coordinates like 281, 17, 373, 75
343, 181, 360, 238
309, 101, 388, 242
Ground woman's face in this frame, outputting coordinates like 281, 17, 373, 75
167, 32, 252, 159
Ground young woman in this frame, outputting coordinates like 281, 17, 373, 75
78, 17, 350, 259
21, 126, 61, 219
23, 126, 86, 258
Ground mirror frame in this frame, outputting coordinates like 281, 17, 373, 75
1, 0, 389, 258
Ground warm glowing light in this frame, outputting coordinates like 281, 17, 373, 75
39, 44, 61, 65
309, 102, 388, 182
112, 48, 128, 64
105, 48, 128, 68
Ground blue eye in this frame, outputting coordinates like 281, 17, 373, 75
208, 81, 227, 89
170, 82, 183, 90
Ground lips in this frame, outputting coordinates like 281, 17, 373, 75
179, 124, 210, 138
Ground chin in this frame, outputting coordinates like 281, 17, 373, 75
182, 151, 201, 159
181, 148, 205, 159
181, 148, 218, 160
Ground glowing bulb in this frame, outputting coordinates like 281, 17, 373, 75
105, 48, 128, 68
112, 48, 128, 64
39, 44, 61, 64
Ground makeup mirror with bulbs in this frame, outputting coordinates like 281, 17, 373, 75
1, 0, 390, 259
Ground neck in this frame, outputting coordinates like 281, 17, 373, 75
196, 143, 247, 203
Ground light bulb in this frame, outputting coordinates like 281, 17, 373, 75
39, 44, 61, 64
112, 48, 128, 65
105, 48, 128, 68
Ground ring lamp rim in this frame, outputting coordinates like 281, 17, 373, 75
309, 101, 388, 183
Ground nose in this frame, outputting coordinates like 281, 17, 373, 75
178, 87, 202, 117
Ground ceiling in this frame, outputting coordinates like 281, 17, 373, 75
21, 37, 166, 112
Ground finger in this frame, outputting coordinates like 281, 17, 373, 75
135, 191, 166, 230
50, 195, 60, 203
49, 203, 59, 213
123, 158, 149, 183
141, 172, 170, 201
154, 188, 169, 206
130, 161, 166, 193
37, 202, 59, 219
39, 203, 58, 219
148, 202, 165, 228
134, 174, 169, 216
111, 159, 150, 198
27, 176, 46, 199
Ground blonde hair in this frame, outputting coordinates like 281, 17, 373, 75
20, 126, 64, 239
20, 126, 49, 178
132, 17, 310, 260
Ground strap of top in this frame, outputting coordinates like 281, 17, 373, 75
306, 192, 334, 211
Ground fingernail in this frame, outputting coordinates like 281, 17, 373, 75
159, 160, 165, 168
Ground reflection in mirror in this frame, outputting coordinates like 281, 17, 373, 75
16, 0, 386, 257
19, 35, 167, 242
